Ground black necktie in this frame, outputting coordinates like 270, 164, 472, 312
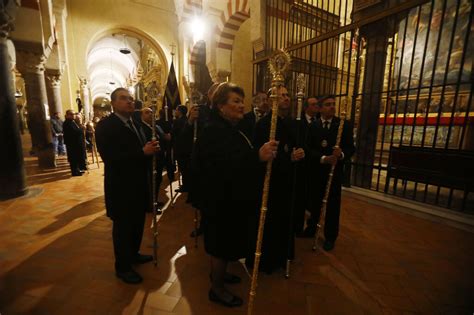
310, 117, 315, 123
323, 120, 329, 130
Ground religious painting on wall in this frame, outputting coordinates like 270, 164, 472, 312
391, 0, 472, 103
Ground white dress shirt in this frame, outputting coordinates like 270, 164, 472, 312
319, 117, 344, 164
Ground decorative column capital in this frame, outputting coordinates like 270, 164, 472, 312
209, 69, 231, 84
78, 76, 88, 89
46, 74, 62, 88
45, 69, 62, 88
16, 50, 47, 75
0, 0, 19, 39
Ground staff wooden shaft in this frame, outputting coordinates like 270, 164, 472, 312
248, 49, 290, 315
151, 99, 159, 265
193, 109, 199, 248
285, 82, 304, 279
247, 86, 279, 315
90, 124, 100, 168
312, 117, 345, 251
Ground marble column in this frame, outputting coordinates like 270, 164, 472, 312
353, 22, 390, 188
0, 1, 27, 198
16, 50, 56, 168
45, 70, 63, 116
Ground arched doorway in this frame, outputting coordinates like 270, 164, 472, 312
86, 27, 168, 117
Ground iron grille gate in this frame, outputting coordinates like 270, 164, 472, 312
253, 0, 473, 213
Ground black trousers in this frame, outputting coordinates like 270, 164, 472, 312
306, 179, 342, 242
112, 211, 146, 272
177, 158, 189, 189
69, 161, 79, 175
67, 148, 87, 175
156, 159, 176, 193
293, 197, 308, 234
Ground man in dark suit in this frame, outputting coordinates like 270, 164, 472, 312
95, 88, 159, 284
181, 84, 217, 237
156, 109, 175, 195
50, 112, 66, 156
294, 96, 319, 235
172, 105, 188, 192
247, 86, 305, 273
63, 110, 87, 176
239, 91, 270, 138
303, 95, 355, 251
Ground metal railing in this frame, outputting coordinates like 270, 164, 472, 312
253, 0, 473, 212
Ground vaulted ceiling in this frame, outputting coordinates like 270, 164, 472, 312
87, 34, 142, 101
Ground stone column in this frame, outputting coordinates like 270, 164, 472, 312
353, 21, 391, 188
79, 77, 91, 122
45, 70, 63, 116
0, 2, 27, 198
16, 50, 56, 168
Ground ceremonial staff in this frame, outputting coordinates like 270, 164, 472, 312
79, 113, 89, 173
92, 131, 100, 168
312, 103, 347, 251
151, 97, 160, 265
248, 49, 291, 315
88, 121, 100, 168
191, 87, 199, 249
285, 73, 305, 279
169, 44, 177, 206
164, 97, 175, 205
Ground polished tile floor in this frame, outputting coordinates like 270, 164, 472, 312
1, 137, 473, 315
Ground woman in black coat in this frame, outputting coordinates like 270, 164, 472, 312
192, 83, 277, 307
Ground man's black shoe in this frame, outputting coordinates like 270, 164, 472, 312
115, 270, 143, 284
133, 254, 153, 264
72, 172, 83, 177
323, 240, 335, 251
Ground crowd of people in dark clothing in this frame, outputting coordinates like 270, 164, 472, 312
49, 109, 88, 176
92, 83, 354, 308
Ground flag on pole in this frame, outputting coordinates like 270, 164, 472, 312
163, 61, 181, 116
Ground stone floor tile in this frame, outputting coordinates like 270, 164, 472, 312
145, 291, 180, 311
0, 135, 473, 315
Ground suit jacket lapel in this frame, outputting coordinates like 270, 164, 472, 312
330, 119, 339, 133
111, 113, 144, 146
315, 118, 323, 130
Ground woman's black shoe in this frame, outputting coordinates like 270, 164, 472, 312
208, 289, 243, 307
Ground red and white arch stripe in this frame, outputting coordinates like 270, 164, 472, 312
215, 0, 250, 50
180, 0, 203, 22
